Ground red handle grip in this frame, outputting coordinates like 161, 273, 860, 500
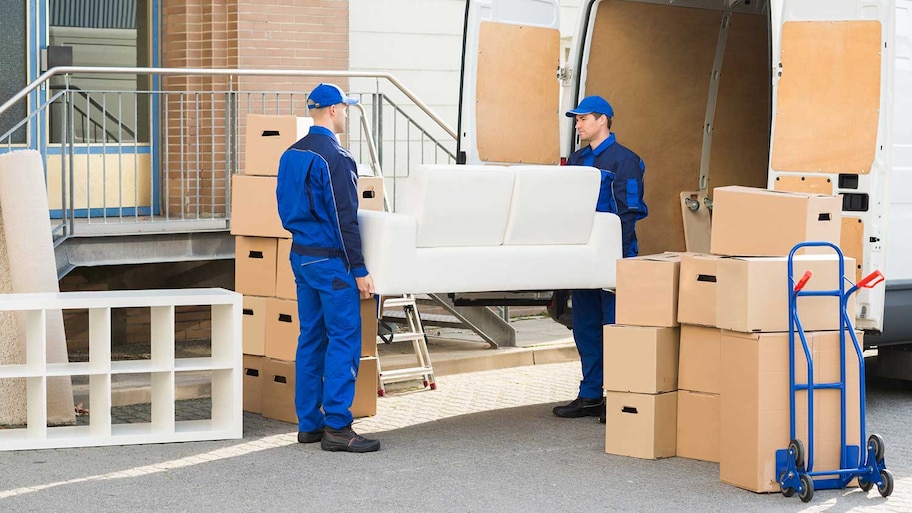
857, 270, 885, 289
794, 271, 813, 292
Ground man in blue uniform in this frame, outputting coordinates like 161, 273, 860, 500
553, 96, 648, 421
276, 83, 380, 452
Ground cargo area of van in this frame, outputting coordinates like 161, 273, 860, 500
458, 0, 912, 346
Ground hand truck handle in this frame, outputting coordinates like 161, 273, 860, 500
794, 270, 813, 292
857, 270, 885, 289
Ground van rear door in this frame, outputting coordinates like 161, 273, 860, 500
767, 0, 894, 331
457, 0, 561, 166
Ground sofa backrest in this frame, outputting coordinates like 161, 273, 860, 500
502, 165, 600, 245
394, 164, 514, 248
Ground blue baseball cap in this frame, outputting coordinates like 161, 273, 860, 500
307, 83, 359, 109
565, 96, 614, 118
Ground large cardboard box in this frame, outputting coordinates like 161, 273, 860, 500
716, 254, 855, 332
261, 357, 377, 424
352, 356, 378, 418
230, 175, 291, 238
710, 186, 842, 257
677, 253, 721, 326
244, 114, 312, 176
677, 325, 722, 394
242, 355, 264, 414
605, 391, 677, 460
267, 278, 378, 358
604, 325, 679, 394
235, 236, 278, 297
361, 297, 378, 357
262, 358, 297, 424
358, 176, 385, 211
676, 390, 720, 463
264, 298, 299, 362
616, 253, 680, 327
274, 238, 295, 300
242, 296, 267, 356
720, 330, 861, 492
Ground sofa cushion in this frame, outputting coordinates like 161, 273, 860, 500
502, 165, 600, 245
394, 164, 514, 248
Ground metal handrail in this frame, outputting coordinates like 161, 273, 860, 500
0, 66, 457, 140
377, 92, 456, 161
50, 85, 137, 141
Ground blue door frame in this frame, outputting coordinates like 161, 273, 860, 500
26, 0, 162, 219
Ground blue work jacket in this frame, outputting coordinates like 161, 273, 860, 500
568, 133, 648, 257
275, 125, 368, 278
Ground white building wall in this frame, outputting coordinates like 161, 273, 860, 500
349, 0, 583, 175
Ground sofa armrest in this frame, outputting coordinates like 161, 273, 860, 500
358, 210, 418, 294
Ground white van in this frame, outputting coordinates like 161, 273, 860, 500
455, 0, 912, 347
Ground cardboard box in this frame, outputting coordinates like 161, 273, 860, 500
677, 253, 721, 326
242, 355, 264, 414
352, 356, 378, 418
244, 114, 312, 176
274, 238, 295, 300
242, 296, 267, 356
358, 176, 384, 211
676, 390, 720, 462
605, 391, 677, 460
361, 297, 378, 357
720, 330, 861, 492
261, 357, 378, 424
262, 358, 298, 424
616, 253, 680, 327
710, 186, 842, 257
677, 325, 722, 394
716, 254, 855, 332
235, 237, 278, 297
604, 325, 679, 394
264, 298, 299, 362
230, 174, 291, 238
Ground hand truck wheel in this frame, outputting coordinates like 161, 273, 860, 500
858, 476, 875, 492
779, 471, 795, 497
789, 439, 806, 469
878, 469, 894, 498
868, 433, 886, 463
798, 474, 814, 503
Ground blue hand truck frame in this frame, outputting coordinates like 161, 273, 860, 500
775, 241, 893, 502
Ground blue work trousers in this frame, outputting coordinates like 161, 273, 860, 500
570, 289, 616, 399
291, 254, 362, 432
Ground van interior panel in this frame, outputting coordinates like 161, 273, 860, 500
772, 175, 834, 195
705, 12, 770, 197
476, 22, 561, 165
585, 0, 726, 253
771, 20, 882, 175
841, 217, 865, 283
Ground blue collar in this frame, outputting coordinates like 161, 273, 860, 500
309, 125, 337, 140
585, 133, 616, 157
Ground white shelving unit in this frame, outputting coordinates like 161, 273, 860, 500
0, 288, 243, 450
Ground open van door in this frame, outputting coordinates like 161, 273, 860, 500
767, 0, 895, 332
457, 0, 562, 166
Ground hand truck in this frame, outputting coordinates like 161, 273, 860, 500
776, 241, 892, 502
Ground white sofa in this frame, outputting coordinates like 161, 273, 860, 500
357, 164, 623, 295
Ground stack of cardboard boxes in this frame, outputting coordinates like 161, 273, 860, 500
604, 252, 681, 460
606, 186, 863, 494
709, 186, 861, 493
233, 114, 385, 424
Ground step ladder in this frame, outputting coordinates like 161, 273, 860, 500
376, 294, 436, 396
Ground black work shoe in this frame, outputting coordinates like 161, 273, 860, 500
552, 397, 606, 418
297, 428, 324, 443
321, 425, 381, 453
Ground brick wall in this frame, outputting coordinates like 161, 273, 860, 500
160, 0, 350, 216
